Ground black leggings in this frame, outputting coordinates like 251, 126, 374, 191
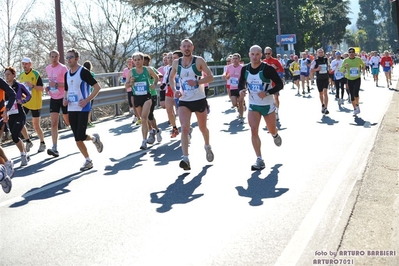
8, 113, 26, 144
334, 78, 346, 99
347, 78, 361, 102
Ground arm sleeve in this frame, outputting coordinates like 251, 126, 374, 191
81, 68, 98, 86
36, 76, 44, 86
64, 72, 68, 91
20, 83, 32, 103
0, 78, 16, 110
263, 64, 283, 94
238, 65, 247, 91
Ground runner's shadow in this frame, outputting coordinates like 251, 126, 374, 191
148, 140, 182, 166
389, 88, 399, 92
338, 105, 351, 113
109, 122, 139, 136
235, 164, 288, 206
317, 116, 339, 126
9, 170, 95, 208
104, 147, 157, 175
150, 165, 212, 213
222, 108, 236, 114
350, 117, 378, 127
221, 120, 249, 134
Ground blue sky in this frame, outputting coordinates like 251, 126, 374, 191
349, 0, 360, 25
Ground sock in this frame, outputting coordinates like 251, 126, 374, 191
53, 145, 57, 151
85, 157, 91, 162
183, 155, 189, 162
257, 156, 262, 160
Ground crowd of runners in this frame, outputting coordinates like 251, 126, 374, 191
0, 38, 396, 194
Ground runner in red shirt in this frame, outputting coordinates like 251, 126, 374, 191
263, 46, 284, 121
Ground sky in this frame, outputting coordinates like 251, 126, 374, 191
348, 0, 360, 27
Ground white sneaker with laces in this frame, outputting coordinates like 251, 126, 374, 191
156, 129, 162, 143
204, 145, 214, 162
92, 133, 103, 153
5, 160, 14, 178
80, 160, 93, 171
147, 129, 156, 144
0, 165, 12, 193
38, 142, 46, 152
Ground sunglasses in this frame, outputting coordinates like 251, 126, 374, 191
66, 55, 75, 59
265, 53, 271, 55
348, 51, 355, 54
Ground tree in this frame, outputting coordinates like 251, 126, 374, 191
0, 0, 37, 68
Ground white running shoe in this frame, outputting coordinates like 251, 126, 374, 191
80, 160, 93, 171
273, 134, 282, 147
204, 145, 214, 162
38, 142, 46, 152
25, 142, 33, 153
92, 133, 103, 153
140, 140, 147, 150
0, 165, 12, 193
251, 158, 265, 171
156, 129, 162, 143
147, 129, 156, 144
5, 160, 14, 178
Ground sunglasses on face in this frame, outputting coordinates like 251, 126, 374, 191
66, 55, 75, 59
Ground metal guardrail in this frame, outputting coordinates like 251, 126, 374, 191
29, 75, 227, 120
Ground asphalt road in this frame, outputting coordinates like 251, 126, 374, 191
1, 69, 398, 266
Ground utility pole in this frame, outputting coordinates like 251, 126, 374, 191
55, 0, 65, 64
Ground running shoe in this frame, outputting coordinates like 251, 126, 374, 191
25, 142, 33, 153
136, 119, 142, 125
204, 145, 214, 162
20, 154, 29, 166
171, 128, 179, 138
5, 161, 14, 178
273, 134, 282, 147
92, 133, 103, 153
353, 106, 360, 116
47, 148, 59, 157
132, 116, 138, 124
324, 109, 329, 115
38, 142, 46, 152
88, 122, 95, 127
140, 140, 147, 150
147, 129, 156, 144
179, 159, 191, 170
302, 90, 305, 95
251, 158, 265, 171
0, 165, 12, 193
80, 160, 93, 171
156, 129, 162, 143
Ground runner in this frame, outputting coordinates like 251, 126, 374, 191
310, 48, 330, 115
125, 52, 159, 150
143, 54, 162, 144
169, 39, 214, 170
63, 48, 104, 171
289, 55, 301, 94
45, 50, 69, 157
225, 53, 245, 122
340, 47, 365, 115
299, 52, 311, 94
19, 57, 46, 153
330, 51, 346, 105
263, 47, 284, 120
238, 45, 283, 170
4, 67, 31, 167
369, 51, 381, 87
380, 50, 393, 88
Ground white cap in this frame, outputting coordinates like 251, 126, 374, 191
21, 57, 32, 63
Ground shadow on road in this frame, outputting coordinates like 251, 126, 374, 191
149, 140, 182, 166
150, 165, 212, 213
235, 164, 288, 206
349, 116, 378, 127
12, 152, 80, 178
109, 122, 139, 136
317, 115, 339, 126
221, 120, 249, 134
9, 170, 95, 208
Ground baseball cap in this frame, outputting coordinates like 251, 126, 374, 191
335, 51, 341, 56
21, 57, 32, 63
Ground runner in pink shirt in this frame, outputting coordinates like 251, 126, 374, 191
45, 50, 69, 157
225, 53, 245, 122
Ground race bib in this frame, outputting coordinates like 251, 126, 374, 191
293, 70, 300, 75
248, 81, 262, 93
385, 62, 390, 67
334, 71, 344, 79
230, 77, 239, 86
300, 65, 308, 73
349, 67, 359, 77
319, 64, 328, 74
181, 80, 199, 96
133, 81, 148, 95
5, 100, 18, 115
68, 93, 79, 103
